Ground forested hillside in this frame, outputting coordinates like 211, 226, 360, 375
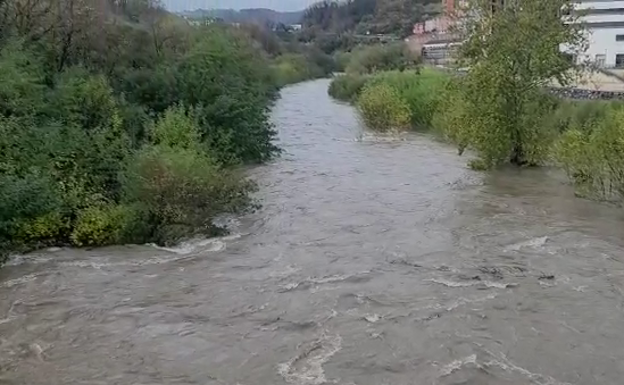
179, 8, 304, 26
301, 0, 441, 39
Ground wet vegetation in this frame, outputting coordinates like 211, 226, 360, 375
328, 46, 448, 131
328, 0, 624, 205
0, 0, 334, 264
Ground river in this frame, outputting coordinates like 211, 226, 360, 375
2, 79, 624, 385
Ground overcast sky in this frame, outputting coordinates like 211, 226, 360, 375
162, 0, 316, 12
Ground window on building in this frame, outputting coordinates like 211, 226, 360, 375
595, 54, 606, 68
583, 8, 624, 16
616, 54, 624, 68
617, 35, 624, 42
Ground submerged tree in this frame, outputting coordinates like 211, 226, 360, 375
443, 0, 586, 168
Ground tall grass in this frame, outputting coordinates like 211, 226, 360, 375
552, 101, 624, 201
366, 69, 449, 128
329, 68, 450, 131
345, 44, 419, 74
357, 83, 411, 131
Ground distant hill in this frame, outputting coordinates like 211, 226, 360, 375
179, 8, 304, 26
300, 0, 441, 38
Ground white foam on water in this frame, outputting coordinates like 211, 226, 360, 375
280, 282, 302, 291
277, 332, 342, 385
279, 271, 372, 292
363, 314, 381, 323
504, 236, 549, 252
4, 254, 53, 267
270, 265, 301, 278
59, 254, 184, 269
355, 131, 410, 143
148, 237, 230, 255
438, 352, 572, 385
573, 285, 587, 292
430, 278, 517, 289
483, 353, 573, 385
445, 293, 498, 311
439, 354, 478, 376
1, 274, 39, 288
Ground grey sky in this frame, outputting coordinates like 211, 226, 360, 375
162, 0, 316, 12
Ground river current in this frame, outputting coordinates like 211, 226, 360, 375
2, 79, 624, 385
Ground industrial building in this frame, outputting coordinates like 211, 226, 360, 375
570, 0, 624, 68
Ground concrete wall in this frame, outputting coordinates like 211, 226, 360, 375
579, 27, 624, 67
570, 0, 624, 67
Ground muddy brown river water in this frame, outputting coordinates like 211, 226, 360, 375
2, 79, 624, 385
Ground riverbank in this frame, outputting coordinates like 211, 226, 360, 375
328, 66, 624, 202
0, 1, 336, 266
2, 79, 624, 385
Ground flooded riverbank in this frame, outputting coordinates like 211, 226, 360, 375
2, 79, 624, 385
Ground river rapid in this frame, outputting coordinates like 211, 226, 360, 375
2, 79, 624, 385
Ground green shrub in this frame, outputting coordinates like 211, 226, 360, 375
1, 6, 316, 261
272, 54, 323, 86
119, 65, 180, 115
71, 204, 136, 247
305, 48, 336, 75
0, 41, 46, 118
330, 69, 450, 129
345, 43, 419, 75
357, 83, 411, 131
553, 106, 624, 200
151, 105, 201, 150
333, 51, 353, 72
328, 73, 369, 101
0, 172, 65, 246
123, 146, 256, 244
367, 69, 449, 128
17, 212, 71, 244
434, 71, 559, 168
547, 99, 622, 134
177, 27, 279, 164
432, 80, 471, 150
270, 50, 334, 87
48, 69, 120, 130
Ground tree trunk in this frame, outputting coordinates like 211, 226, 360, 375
510, 141, 525, 166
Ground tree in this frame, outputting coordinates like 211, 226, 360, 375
373, 0, 426, 37
443, 0, 586, 168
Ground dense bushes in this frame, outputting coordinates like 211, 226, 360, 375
0, 0, 324, 264
366, 69, 449, 128
124, 107, 257, 244
272, 53, 327, 86
329, 68, 449, 130
344, 44, 420, 75
433, 72, 561, 168
357, 83, 411, 131
433, 76, 624, 197
553, 103, 624, 201
327, 41, 624, 204
328, 73, 370, 101
327, 42, 444, 131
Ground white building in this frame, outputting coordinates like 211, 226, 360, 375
572, 0, 624, 67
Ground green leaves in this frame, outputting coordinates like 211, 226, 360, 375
442, 0, 585, 167
553, 106, 624, 201
345, 43, 419, 75
357, 82, 412, 131
0, 2, 314, 260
